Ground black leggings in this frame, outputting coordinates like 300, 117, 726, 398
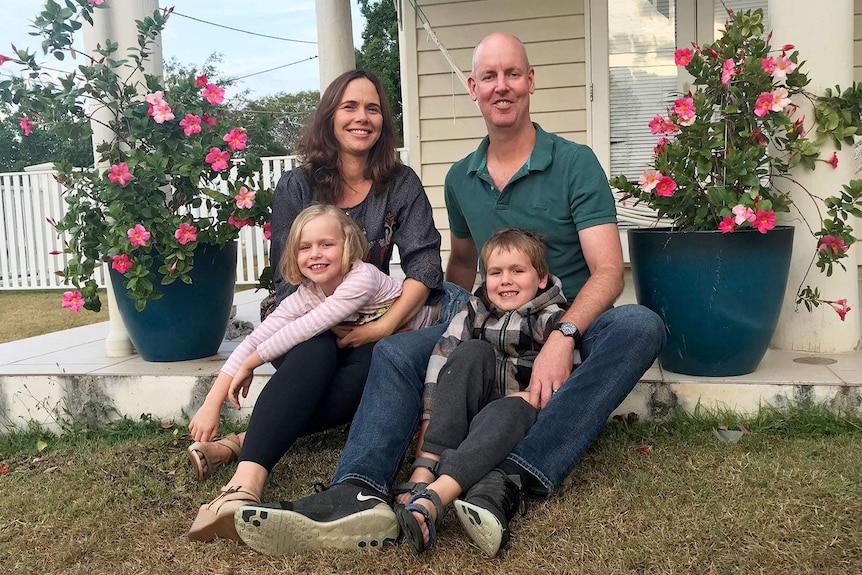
238, 331, 375, 472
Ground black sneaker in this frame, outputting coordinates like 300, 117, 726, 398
234, 483, 399, 555
454, 468, 523, 556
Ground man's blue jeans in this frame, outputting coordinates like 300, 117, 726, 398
333, 302, 665, 498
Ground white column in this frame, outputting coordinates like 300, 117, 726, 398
83, 0, 163, 357
315, 0, 356, 91
770, 0, 861, 352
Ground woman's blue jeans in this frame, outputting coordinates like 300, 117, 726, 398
332, 300, 665, 498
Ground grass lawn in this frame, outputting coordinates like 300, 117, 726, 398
1, 405, 860, 574
0, 290, 109, 344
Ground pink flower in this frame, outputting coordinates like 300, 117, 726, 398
228, 212, 253, 229
827, 152, 838, 168
223, 127, 247, 151
205, 147, 230, 172
638, 170, 661, 193
263, 222, 272, 240
761, 57, 776, 75
62, 290, 84, 312
819, 235, 849, 254
179, 114, 202, 136
721, 59, 737, 85
648, 115, 665, 135
654, 175, 676, 197
19, 117, 33, 136
674, 48, 693, 66
201, 83, 225, 105
233, 186, 256, 209
673, 97, 696, 126
654, 137, 669, 158
201, 113, 217, 126
144, 91, 165, 106
174, 222, 198, 245
751, 127, 766, 145
791, 117, 806, 138
753, 209, 776, 234
754, 92, 774, 117
719, 217, 735, 233
111, 254, 134, 273
825, 299, 851, 321
772, 55, 796, 81
767, 88, 791, 114
781, 44, 795, 53
151, 102, 175, 124
732, 204, 756, 225
195, 74, 208, 87
127, 224, 151, 247
107, 162, 133, 186
0, 54, 11, 66
87, 0, 104, 5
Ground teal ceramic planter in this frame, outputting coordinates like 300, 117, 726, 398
628, 226, 794, 376
110, 242, 237, 362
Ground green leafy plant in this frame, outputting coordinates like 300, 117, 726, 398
0, 1, 272, 311
609, 8, 862, 319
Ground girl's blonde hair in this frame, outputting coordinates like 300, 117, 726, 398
280, 204, 369, 286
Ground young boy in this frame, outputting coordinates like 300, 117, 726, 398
395, 228, 571, 555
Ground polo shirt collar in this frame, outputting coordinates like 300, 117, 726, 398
467, 123, 554, 175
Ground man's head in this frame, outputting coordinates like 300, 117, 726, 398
468, 33, 535, 133
480, 228, 549, 310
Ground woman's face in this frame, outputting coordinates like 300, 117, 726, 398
332, 78, 383, 159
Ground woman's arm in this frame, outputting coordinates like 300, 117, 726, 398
333, 278, 430, 347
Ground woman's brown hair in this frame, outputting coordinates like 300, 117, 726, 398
297, 69, 401, 204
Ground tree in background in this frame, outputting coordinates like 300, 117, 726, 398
228, 91, 319, 161
0, 105, 93, 171
355, 0, 401, 143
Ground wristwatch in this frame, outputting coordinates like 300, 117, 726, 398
554, 321, 582, 348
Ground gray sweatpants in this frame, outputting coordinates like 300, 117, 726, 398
422, 339, 538, 492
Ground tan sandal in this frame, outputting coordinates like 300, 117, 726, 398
188, 485, 260, 543
187, 433, 242, 481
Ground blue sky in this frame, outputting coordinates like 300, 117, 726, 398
2, 1, 367, 98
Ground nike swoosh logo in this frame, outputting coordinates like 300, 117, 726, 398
356, 492, 386, 504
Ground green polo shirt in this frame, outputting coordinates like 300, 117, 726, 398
445, 123, 617, 301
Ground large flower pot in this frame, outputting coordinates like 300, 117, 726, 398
110, 242, 237, 362
628, 226, 794, 376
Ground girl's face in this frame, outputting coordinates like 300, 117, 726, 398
332, 78, 383, 159
297, 214, 346, 296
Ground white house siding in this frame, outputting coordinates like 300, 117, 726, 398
403, 0, 587, 254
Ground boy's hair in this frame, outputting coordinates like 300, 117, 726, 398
480, 228, 549, 278
280, 204, 369, 285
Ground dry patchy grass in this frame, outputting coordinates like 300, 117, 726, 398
0, 411, 860, 575
0, 290, 108, 344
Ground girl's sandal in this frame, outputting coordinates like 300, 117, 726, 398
395, 488, 444, 554
187, 433, 242, 481
394, 456, 440, 504
188, 485, 260, 543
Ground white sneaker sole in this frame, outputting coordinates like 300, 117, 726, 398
234, 504, 399, 555
454, 499, 504, 556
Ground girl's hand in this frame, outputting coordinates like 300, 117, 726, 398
228, 366, 254, 409
332, 321, 388, 348
188, 401, 221, 442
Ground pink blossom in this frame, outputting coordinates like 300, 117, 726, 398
654, 176, 677, 197
761, 57, 776, 75
174, 222, 198, 245
674, 48, 693, 66
818, 235, 849, 255
791, 117, 806, 138
178, 114, 201, 136
781, 44, 795, 53
19, 117, 33, 136
826, 299, 851, 321
648, 115, 665, 135
195, 74, 208, 87
654, 137, 669, 158
228, 212, 253, 229
754, 92, 774, 117
201, 83, 225, 105
719, 217, 735, 233
0, 54, 11, 66
127, 224, 151, 247
638, 170, 661, 193
263, 222, 272, 240
111, 254, 134, 274
721, 59, 737, 85
202, 113, 217, 127
223, 127, 247, 151
772, 55, 796, 81
827, 152, 838, 168
673, 97, 696, 126
233, 186, 256, 209
751, 127, 766, 145
87, 0, 104, 5
144, 91, 165, 106
205, 147, 230, 172
768, 88, 791, 113
753, 209, 776, 234
151, 102, 175, 124
107, 162, 133, 186
62, 290, 84, 312
732, 204, 756, 225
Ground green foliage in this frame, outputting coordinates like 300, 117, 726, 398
0, 108, 93, 172
227, 90, 320, 159
355, 0, 402, 143
0, 1, 272, 312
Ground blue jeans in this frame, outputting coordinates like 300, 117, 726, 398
333, 298, 664, 498
332, 281, 470, 493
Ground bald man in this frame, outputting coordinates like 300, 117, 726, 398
234, 33, 665, 557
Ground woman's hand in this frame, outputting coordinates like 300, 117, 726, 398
188, 401, 221, 442
228, 365, 255, 409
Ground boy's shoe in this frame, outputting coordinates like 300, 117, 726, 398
454, 468, 523, 556
234, 482, 399, 555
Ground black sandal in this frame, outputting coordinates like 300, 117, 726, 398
395, 487, 444, 554
394, 456, 440, 502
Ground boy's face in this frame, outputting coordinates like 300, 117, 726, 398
484, 247, 548, 311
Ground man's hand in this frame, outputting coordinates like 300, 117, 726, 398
528, 332, 575, 408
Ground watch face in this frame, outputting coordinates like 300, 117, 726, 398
557, 322, 577, 337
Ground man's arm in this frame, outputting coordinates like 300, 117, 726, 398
445, 234, 480, 291
529, 223, 624, 408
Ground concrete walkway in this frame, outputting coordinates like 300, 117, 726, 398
1, 289, 860, 433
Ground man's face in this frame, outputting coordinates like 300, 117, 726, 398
468, 35, 535, 131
